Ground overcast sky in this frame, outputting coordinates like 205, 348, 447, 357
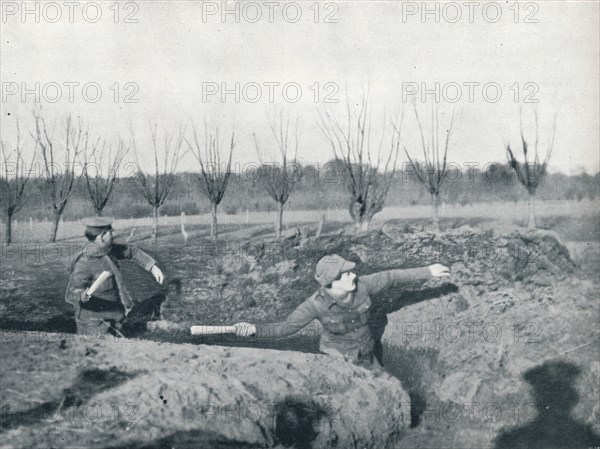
1, 1, 598, 175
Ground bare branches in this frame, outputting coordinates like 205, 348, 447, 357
1, 120, 36, 216
252, 114, 299, 204
32, 109, 88, 241
403, 103, 456, 231
506, 107, 558, 229
403, 103, 455, 197
318, 94, 400, 232
133, 123, 184, 209
506, 107, 557, 194
83, 136, 129, 216
253, 111, 301, 238
132, 123, 184, 242
187, 120, 235, 239
188, 121, 234, 206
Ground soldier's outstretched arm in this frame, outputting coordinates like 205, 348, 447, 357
235, 297, 319, 339
112, 243, 163, 284
362, 264, 449, 296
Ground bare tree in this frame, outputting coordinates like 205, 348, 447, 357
253, 112, 301, 239
403, 103, 456, 232
187, 121, 234, 240
133, 123, 183, 243
506, 108, 557, 229
83, 136, 129, 216
33, 110, 87, 242
1, 121, 36, 244
318, 94, 400, 233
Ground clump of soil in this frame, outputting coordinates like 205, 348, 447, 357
1, 331, 410, 449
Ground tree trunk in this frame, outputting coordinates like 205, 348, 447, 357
315, 214, 325, 238
5, 210, 13, 244
353, 214, 370, 234
276, 202, 284, 239
359, 219, 370, 233
152, 206, 159, 243
432, 193, 440, 232
211, 202, 218, 239
528, 191, 536, 229
349, 201, 363, 235
49, 210, 61, 242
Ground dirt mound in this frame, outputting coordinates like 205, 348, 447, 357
380, 225, 576, 283
1, 331, 410, 449
378, 228, 599, 448
0, 226, 578, 338
160, 227, 578, 328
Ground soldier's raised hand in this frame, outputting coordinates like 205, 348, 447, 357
234, 322, 257, 337
150, 265, 164, 284
428, 263, 450, 277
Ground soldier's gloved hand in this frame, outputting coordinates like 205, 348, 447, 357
428, 263, 450, 277
80, 289, 92, 303
234, 322, 257, 337
150, 265, 164, 284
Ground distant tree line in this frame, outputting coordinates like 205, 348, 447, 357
2, 163, 597, 223
1, 104, 596, 243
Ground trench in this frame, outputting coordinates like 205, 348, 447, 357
0, 270, 456, 448
0, 279, 450, 436
382, 343, 442, 428
0, 303, 321, 355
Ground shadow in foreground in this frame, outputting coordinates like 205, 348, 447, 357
107, 430, 260, 449
494, 360, 600, 449
273, 396, 329, 449
0, 367, 136, 432
107, 396, 328, 449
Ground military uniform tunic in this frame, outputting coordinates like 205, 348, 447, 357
65, 243, 156, 335
255, 267, 431, 367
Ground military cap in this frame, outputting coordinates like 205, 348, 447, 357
315, 254, 356, 286
83, 217, 114, 237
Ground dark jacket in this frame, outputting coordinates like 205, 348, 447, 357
65, 243, 156, 312
255, 267, 432, 364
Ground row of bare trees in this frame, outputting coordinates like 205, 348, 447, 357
1, 103, 558, 244
0, 111, 185, 244
320, 98, 556, 232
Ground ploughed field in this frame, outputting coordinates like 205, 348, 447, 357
1, 211, 599, 448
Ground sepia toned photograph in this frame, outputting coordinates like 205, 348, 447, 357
1, 1, 599, 448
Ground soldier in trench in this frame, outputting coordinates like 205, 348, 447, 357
234, 254, 450, 369
64, 218, 165, 337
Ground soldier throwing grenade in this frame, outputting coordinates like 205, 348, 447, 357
65, 218, 165, 337
234, 254, 450, 369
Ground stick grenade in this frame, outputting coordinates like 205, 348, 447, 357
190, 325, 236, 335
82, 271, 112, 301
